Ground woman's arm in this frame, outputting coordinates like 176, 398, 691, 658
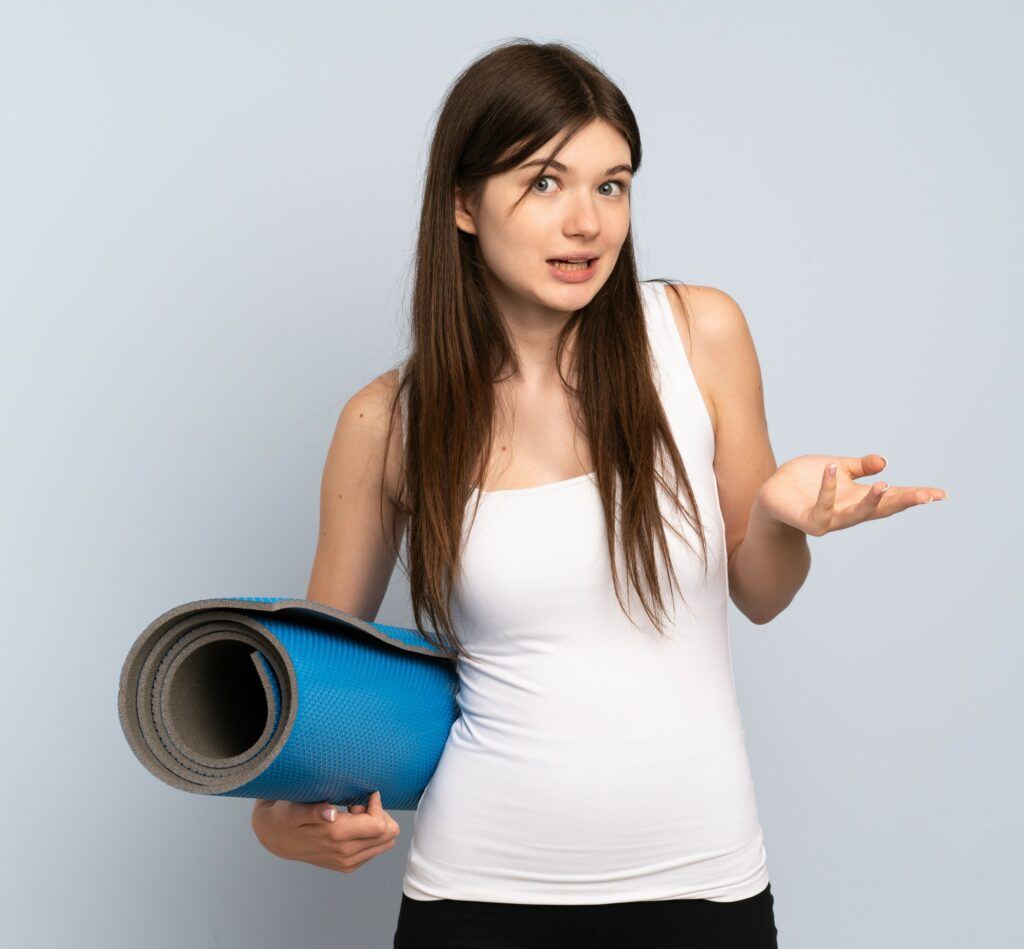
668, 285, 810, 625
306, 370, 409, 622
726, 492, 811, 625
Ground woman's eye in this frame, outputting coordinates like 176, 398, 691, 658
532, 176, 629, 196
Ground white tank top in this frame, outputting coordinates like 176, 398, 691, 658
399, 280, 770, 904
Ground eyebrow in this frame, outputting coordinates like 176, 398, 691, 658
517, 159, 634, 176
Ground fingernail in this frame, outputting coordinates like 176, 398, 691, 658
828, 463, 836, 475
322, 807, 336, 822
879, 455, 887, 466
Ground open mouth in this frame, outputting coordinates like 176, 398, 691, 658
546, 257, 598, 272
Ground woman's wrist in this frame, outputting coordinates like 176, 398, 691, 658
749, 488, 806, 544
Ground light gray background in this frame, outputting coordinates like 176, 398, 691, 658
3, 2, 1020, 947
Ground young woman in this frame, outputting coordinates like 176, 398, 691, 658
253, 39, 946, 949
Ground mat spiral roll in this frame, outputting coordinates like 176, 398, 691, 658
117, 596, 459, 810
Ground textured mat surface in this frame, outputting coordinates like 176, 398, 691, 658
117, 596, 459, 810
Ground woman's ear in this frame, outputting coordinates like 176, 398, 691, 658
454, 186, 478, 235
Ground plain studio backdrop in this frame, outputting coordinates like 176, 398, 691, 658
2, 2, 1020, 947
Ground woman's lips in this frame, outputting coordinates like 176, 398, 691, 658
546, 257, 599, 283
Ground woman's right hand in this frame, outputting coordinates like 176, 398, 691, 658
250, 790, 401, 873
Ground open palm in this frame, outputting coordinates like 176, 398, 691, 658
757, 453, 947, 537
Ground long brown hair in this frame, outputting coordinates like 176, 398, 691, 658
380, 39, 709, 662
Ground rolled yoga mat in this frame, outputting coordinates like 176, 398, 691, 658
117, 596, 459, 811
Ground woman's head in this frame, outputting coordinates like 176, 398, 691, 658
422, 39, 644, 319
454, 118, 635, 321
387, 40, 707, 661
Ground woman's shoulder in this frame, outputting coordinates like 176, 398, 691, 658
336, 367, 405, 508
655, 281, 745, 346
654, 281, 753, 438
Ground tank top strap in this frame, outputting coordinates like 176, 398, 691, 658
640, 280, 716, 457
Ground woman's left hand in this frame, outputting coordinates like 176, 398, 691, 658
756, 453, 947, 537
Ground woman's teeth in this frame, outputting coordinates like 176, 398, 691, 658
551, 260, 591, 271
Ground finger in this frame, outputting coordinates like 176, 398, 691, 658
842, 453, 887, 480
874, 485, 946, 513
837, 479, 890, 527
292, 800, 338, 828
347, 790, 370, 814
368, 790, 399, 835
336, 836, 398, 873
367, 790, 400, 835
808, 462, 838, 533
342, 790, 392, 840
348, 788, 379, 814
831, 453, 887, 480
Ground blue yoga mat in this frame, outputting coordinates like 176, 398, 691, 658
117, 596, 459, 810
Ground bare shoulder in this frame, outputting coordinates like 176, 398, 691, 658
308, 367, 406, 619
343, 367, 402, 423
660, 282, 758, 437
334, 367, 405, 507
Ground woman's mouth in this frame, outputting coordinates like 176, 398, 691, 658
546, 257, 599, 282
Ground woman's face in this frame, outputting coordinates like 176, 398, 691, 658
455, 119, 633, 317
